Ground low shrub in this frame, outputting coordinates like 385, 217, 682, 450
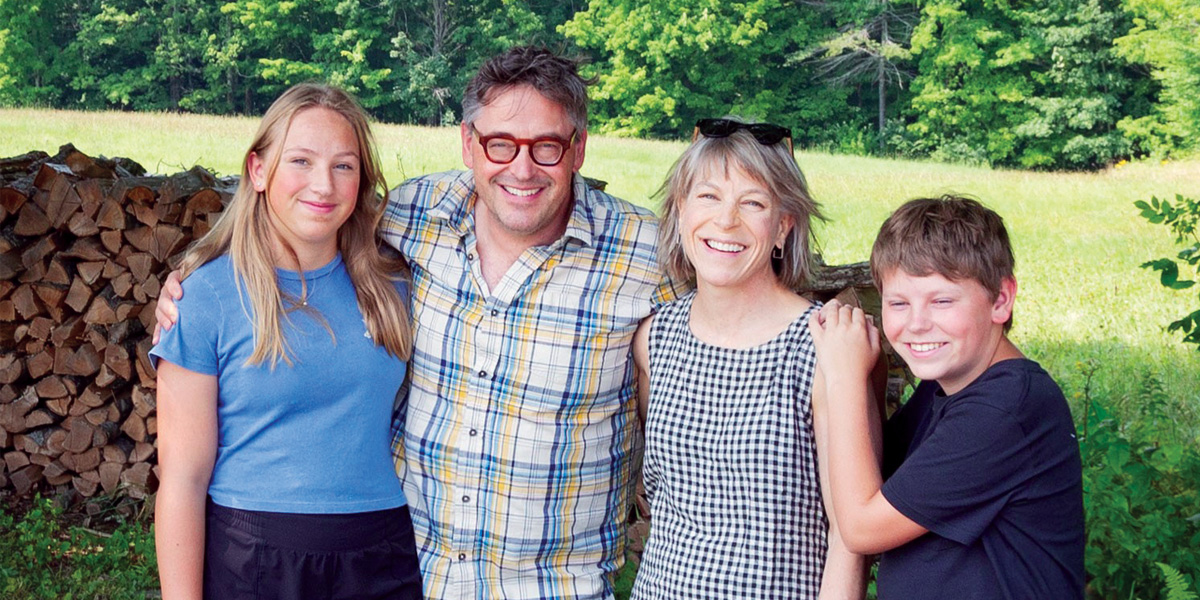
1078, 364, 1200, 598
0, 495, 158, 600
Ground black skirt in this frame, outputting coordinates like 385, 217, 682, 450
203, 498, 424, 600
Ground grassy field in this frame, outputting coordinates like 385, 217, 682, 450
3, 107, 1199, 425
3, 106, 1200, 598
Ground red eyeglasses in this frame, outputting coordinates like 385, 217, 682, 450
472, 125, 577, 166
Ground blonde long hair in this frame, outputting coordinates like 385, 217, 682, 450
179, 83, 411, 366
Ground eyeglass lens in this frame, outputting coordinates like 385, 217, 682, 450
484, 138, 566, 165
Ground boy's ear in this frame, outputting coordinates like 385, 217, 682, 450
991, 277, 1017, 325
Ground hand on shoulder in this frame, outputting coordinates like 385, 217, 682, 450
152, 269, 186, 344
808, 299, 880, 382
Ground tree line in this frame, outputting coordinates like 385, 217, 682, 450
0, 0, 1197, 170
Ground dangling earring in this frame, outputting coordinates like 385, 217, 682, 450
772, 245, 784, 259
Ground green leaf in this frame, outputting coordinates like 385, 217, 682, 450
1106, 440, 1130, 470
1156, 563, 1199, 600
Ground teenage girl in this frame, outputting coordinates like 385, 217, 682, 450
151, 83, 422, 599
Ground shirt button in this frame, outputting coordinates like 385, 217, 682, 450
490, 309, 499, 317
458, 553, 466, 561
478, 370, 487, 378
469, 429, 478, 436
467, 253, 475, 261
462, 495, 470, 503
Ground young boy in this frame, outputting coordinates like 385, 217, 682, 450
808, 196, 1084, 599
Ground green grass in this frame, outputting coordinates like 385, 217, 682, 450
5, 106, 1197, 427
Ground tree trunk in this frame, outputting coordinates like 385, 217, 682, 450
878, 8, 888, 152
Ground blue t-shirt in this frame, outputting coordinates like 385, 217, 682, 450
150, 254, 409, 513
878, 358, 1084, 600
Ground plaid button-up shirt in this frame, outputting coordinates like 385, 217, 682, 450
383, 170, 677, 599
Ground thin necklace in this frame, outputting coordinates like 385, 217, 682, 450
291, 255, 334, 306
300, 275, 317, 306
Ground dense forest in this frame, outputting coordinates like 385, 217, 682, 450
1, 0, 1198, 170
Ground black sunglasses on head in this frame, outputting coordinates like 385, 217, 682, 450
693, 118, 792, 146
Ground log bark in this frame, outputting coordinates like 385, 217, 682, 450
11, 284, 41, 319
0, 150, 49, 175
0, 353, 22, 384
99, 461, 123, 493
120, 462, 153, 499
45, 257, 71, 286
54, 344, 101, 377
65, 278, 93, 313
11, 464, 44, 496
35, 375, 69, 398
72, 471, 100, 497
120, 413, 147, 442
63, 416, 95, 454
96, 199, 126, 230
27, 348, 54, 379
0, 252, 21, 281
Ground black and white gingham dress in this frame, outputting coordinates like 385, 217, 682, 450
632, 292, 828, 599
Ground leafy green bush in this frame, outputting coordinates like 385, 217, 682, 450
1078, 365, 1200, 599
1137, 194, 1200, 350
0, 496, 158, 600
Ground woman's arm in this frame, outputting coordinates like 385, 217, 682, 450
813, 369, 871, 600
633, 315, 654, 426
155, 360, 218, 600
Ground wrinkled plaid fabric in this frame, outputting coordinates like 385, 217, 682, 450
383, 170, 677, 599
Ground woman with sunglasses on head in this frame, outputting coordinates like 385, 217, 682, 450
630, 117, 871, 599
150, 83, 422, 600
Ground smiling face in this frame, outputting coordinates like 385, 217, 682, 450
248, 106, 361, 269
880, 269, 1016, 395
461, 84, 585, 249
677, 163, 793, 292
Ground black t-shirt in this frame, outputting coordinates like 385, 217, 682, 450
878, 359, 1085, 600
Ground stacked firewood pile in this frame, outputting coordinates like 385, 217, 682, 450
0, 145, 234, 501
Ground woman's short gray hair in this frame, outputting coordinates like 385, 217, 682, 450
657, 119, 824, 290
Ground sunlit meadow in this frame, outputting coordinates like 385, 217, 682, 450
3, 107, 1198, 426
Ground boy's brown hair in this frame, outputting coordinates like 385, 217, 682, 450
871, 195, 1016, 330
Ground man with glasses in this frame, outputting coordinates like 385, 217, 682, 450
380, 46, 679, 599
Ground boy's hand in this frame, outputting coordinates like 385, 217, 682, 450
152, 270, 185, 344
808, 299, 881, 382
